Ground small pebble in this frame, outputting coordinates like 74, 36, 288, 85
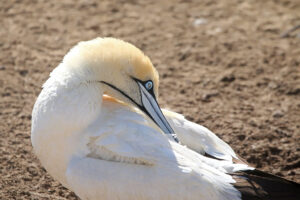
273, 110, 284, 118
193, 18, 207, 26
201, 91, 219, 101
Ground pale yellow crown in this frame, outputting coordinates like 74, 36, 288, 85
63, 37, 159, 97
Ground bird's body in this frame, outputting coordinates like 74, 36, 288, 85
31, 38, 300, 200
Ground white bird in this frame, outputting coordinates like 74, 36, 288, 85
31, 37, 299, 200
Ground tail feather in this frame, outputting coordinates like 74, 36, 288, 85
232, 169, 300, 200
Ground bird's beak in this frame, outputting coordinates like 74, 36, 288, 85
137, 82, 175, 135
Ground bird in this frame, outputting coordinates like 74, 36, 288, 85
31, 37, 300, 200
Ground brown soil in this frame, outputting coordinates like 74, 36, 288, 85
0, 0, 299, 199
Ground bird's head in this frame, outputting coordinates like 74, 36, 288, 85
61, 37, 174, 134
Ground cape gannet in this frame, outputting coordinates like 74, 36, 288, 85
31, 37, 300, 200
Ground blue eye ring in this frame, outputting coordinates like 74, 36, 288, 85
145, 81, 153, 90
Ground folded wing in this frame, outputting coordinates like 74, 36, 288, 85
65, 100, 245, 200
163, 109, 238, 161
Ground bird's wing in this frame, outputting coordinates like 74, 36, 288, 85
232, 169, 300, 200
162, 109, 300, 200
163, 109, 238, 162
65, 100, 245, 200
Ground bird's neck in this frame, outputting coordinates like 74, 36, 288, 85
31, 67, 104, 186
44, 68, 103, 128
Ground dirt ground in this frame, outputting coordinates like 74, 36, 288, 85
0, 0, 299, 199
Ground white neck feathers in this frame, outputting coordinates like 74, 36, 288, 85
31, 64, 103, 186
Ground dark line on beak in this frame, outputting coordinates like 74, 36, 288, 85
99, 80, 178, 142
141, 89, 173, 134
99, 81, 155, 121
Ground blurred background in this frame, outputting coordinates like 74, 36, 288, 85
0, 0, 299, 199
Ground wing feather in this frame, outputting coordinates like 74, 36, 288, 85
163, 109, 238, 161
66, 100, 245, 200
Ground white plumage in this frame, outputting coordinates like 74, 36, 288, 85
31, 38, 253, 200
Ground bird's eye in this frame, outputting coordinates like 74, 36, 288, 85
145, 81, 153, 90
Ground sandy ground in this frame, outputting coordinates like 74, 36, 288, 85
0, 0, 299, 199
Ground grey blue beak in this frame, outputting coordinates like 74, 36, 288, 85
100, 79, 178, 142
137, 82, 177, 141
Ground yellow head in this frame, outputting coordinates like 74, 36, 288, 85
63, 37, 159, 100
61, 37, 174, 135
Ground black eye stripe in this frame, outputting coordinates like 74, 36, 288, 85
132, 78, 156, 99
